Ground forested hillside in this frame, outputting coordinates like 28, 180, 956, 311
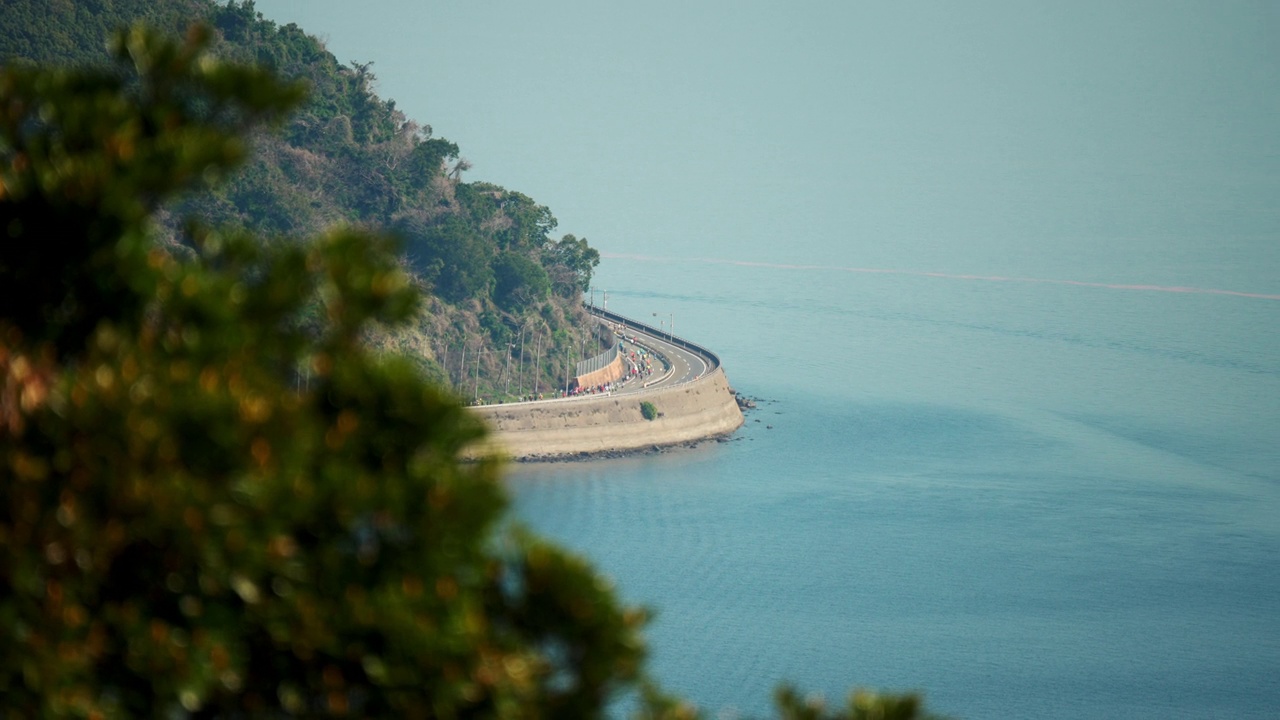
0, 8, 941, 717
0, 0, 603, 402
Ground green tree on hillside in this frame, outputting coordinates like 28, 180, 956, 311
1, 26, 646, 718
493, 251, 552, 312
395, 214, 494, 303
0, 0, 201, 65
0, 24, 939, 720
548, 233, 601, 296
2, 0, 613, 401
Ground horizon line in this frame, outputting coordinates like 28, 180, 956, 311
599, 252, 1280, 301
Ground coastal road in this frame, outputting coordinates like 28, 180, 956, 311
609, 325, 709, 394
483, 310, 715, 406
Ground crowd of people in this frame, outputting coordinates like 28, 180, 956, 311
564, 340, 664, 397
468, 336, 669, 406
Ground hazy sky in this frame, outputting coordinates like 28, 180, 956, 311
252, 0, 1279, 288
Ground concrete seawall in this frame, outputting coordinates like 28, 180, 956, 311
468, 367, 744, 460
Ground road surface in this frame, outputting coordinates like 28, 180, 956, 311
482, 309, 716, 406
610, 326, 708, 394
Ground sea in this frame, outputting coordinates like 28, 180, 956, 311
187, 2, 1280, 716
505, 245, 1280, 718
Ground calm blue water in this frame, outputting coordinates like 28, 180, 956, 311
507, 253, 1280, 718
239, 2, 1280, 715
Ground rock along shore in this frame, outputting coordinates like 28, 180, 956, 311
466, 366, 744, 461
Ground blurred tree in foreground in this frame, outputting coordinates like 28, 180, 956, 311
0, 25, 939, 719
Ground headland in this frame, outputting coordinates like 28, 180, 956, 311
466, 308, 745, 461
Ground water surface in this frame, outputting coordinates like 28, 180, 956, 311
510, 256, 1280, 718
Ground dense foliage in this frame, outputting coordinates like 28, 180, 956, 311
0, 27, 647, 718
0, 0, 205, 66
0, 0, 602, 402
0, 9, 941, 720
640, 402, 658, 422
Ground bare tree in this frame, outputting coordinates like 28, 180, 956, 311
448, 157, 472, 181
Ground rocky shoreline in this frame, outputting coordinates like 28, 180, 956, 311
509, 432, 739, 463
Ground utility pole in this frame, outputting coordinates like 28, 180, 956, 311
440, 342, 449, 389
504, 342, 513, 395
458, 343, 466, 392
533, 333, 542, 396
652, 312, 674, 342
473, 346, 482, 404
517, 326, 527, 396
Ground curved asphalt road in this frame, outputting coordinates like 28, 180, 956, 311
611, 326, 709, 394
482, 314, 712, 407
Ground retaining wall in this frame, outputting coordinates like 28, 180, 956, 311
572, 353, 627, 391
468, 366, 743, 460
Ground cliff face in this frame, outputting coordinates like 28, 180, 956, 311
467, 367, 744, 460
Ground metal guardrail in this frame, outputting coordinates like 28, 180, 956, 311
585, 305, 721, 373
